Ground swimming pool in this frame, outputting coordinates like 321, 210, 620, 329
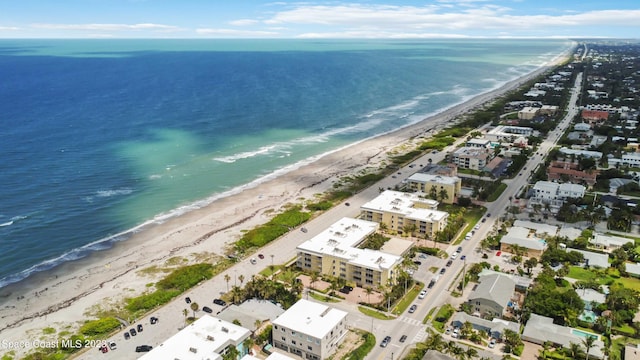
571, 328, 599, 340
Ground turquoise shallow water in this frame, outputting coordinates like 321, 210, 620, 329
0, 39, 572, 288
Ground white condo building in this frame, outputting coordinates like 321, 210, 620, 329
139, 316, 251, 360
272, 299, 348, 360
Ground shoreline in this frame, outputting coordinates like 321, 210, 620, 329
0, 49, 569, 356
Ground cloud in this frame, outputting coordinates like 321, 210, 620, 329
261, 3, 640, 36
0, 26, 19, 31
31, 23, 181, 32
196, 28, 280, 37
228, 19, 260, 26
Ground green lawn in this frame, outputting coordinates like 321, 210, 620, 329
485, 183, 507, 202
358, 306, 395, 320
309, 291, 339, 303
567, 266, 640, 291
392, 283, 423, 315
432, 304, 455, 332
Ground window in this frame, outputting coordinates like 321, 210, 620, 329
282, 337, 286, 341
292, 340, 297, 345
292, 331, 296, 336
281, 327, 286, 332
308, 346, 313, 351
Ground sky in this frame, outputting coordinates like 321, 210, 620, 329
0, 0, 639, 39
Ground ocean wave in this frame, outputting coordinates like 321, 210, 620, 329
0, 221, 13, 227
0, 232, 131, 289
96, 188, 134, 197
0, 215, 28, 228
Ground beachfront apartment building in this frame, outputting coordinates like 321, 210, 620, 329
518, 106, 540, 120
451, 146, 490, 171
359, 190, 449, 239
406, 173, 461, 204
296, 217, 403, 288
558, 147, 603, 160
484, 125, 534, 143
546, 161, 597, 187
139, 315, 251, 360
466, 138, 492, 149
272, 299, 348, 360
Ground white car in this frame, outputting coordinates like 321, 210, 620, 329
451, 252, 457, 260
418, 290, 428, 299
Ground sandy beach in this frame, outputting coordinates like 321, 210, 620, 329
0, 54, 566, 358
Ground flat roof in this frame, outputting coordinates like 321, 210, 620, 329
272, 299, 347, 339
296, 217, 402, 270
407, 173, 460, 185
566, 248, 609, 268
513, 220, 558, 236
360, 190, 448, 223
139, 315, 250, 360
379, 237, 415, 256
592, 233, 634, 248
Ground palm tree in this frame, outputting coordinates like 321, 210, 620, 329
224, 274, 231, 292
238, 274, 245, 287
465, 348, 478, 359
182, 308, 188, 327
582, 335, 597, 360
438, 188, 449, 202
540, 340, 552, 359
567, 342, 584, 359
310, 272, 319, 290
365, 287, 373, 304
424, 330, 445, 351
190, 302, 199, 318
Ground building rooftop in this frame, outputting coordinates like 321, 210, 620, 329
513, 220, 558, 236
360, 190, 447, 223
577, 288, 606, 305
566, 248, 609, 269
469, 273, 515, 308
272, 299, 347, 340
500, 227, 547, 251
139, 315, 251, 360
407, 173, 461, 186
217, 299, 286, 331
296, 217, 401, 270
522, 314, 605, 359
591, 233, 634, 248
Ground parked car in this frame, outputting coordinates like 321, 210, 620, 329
137, 324, 143, 333
258, 254, 264, 259
400, 335, 407, 343
135, 345, 153, 352
450, 252, 457, 260
457, 246, 463, 253
150, 316, 158, 325
489, 339, 496, 348
413, 260, 422, 265
427, 280, 436, 289
108, 342, 117, 350
446, 260, 453, 267
419, 289, 428, 298
129, 328, 137, 337
185, 297, 191, 304
380, 336, 391, 347
203, 306, 213, 313
250, 258, 257, 264
408, 305, 417, 313
99, 345, 108, 353
460, 255, 466, 261
440, 268, 446, 275
123, 332, 130, 340
214, 298, 227, 306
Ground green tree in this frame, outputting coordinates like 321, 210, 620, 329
583, 335, 597, 360
224, 274, 231, 292
190, 302, 199, 318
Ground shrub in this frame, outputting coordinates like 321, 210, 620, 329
125, 289, 181, 313
347, 332, 375, 360
156, 263, 214, 290
79, 317, 121, 337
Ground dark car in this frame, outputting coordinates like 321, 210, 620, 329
380, 336, 391, 348
135, 345, 153, 352
440, 268, 446, 275
129, 328, 137, 337
446, 260, 453, 267
460, 255, 466, 260
185, 297, 191, 304
486, 213, 491, 217
137, 324, 143, 333
481, 218, 486, 223
203, 306, 213, 313
399, 335, 407, 343
457, 246, 463, 253
124, 332, 130, 340
258, 254, 264, 259
213, 299, 227, 306
345, 202, 350, 206
99, 345, 108, 353
413, 260, 422, 266
150, 316, 158, 325
428, 279, 436, 289
408, 304, 417, 313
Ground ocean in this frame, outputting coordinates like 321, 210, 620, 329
0, 39, 572, 288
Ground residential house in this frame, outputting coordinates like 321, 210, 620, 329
581, 109, 609, 125
590, 233, 633, 253
406, 173, 461, 204
546, 161, 597, 187
500, 227, 547, 258
360, 190, 449, 238
272, 299, 348, 360
566, 248, 609, 269
451, 312, 520, 340
522, 314, 605, 359
466, 138, 492, 149
139, 316, 251, 360
467, 273, 516, 318
559, 147, 603, 160
296, 217, 404, 288
518, 107, 540, 120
